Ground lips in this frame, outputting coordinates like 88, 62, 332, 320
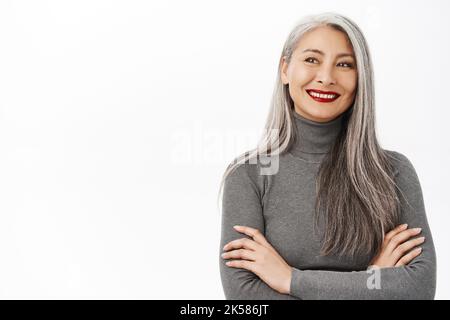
306, 89, 340, 103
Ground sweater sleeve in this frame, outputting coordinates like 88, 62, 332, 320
219, 164, 300, 300
289, 151, 437, 300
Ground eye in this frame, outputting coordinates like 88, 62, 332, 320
304, 57, 318, 64
337, 61, 354, 68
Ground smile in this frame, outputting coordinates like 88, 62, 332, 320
306, 89, 340, 103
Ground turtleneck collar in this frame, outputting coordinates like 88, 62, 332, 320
288, 110, 345, 161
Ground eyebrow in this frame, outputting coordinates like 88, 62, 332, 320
301, 48, 355, 59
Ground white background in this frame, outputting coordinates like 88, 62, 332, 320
0, 0, 449, 299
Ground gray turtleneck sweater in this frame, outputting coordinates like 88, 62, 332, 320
219, 110, 436, 300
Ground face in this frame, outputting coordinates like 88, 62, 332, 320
281, 26, 358, 123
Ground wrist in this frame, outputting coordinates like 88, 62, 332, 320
284, 266, 293, 294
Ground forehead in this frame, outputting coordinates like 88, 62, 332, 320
295, 26, 354, 54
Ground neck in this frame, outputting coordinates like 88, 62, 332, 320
288, 110, 345, 161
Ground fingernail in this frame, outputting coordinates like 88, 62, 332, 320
418, 236, 425, 242
233, 225, 241, 229
402, 223, 408, 229
416, 247, 422, 252
221, 253, 226, 257
414, 228, 422, 233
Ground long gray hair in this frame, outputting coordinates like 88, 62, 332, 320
218, 12, 402, 259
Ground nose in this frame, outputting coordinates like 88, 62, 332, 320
315, 64, 336, 86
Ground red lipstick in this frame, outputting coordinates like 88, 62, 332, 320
306, 89, 340, 103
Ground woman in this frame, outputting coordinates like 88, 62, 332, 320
218, 12, 436, 299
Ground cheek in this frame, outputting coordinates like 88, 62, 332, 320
342, 72, 358, 96
288, 64, 314, 87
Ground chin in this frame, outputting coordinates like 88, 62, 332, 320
301, 107, 336, 122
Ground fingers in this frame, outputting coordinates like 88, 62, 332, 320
384, 224, 408, 245
225, 259, 255, 272
223, 237, 258, 252
385, 227, 422, 254
233, 225, 272, 248
392, 236, 426, 262
395, 247, 423, 267
222, 248, 257, 261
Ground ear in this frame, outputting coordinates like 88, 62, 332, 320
280, 56, 289, 85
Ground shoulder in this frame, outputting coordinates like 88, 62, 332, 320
383, 149, 421, 186
223, 160, 266, 198
384, 149, 414, 169
383, 149, 415, 166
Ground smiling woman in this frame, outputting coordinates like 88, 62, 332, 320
281, 26, 358, 122
217, 12, 436, 300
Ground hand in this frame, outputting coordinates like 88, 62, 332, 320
222, 225, 293, 295
369, 224, 425, 268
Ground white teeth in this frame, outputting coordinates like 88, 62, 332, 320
308, 91, 337, 99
